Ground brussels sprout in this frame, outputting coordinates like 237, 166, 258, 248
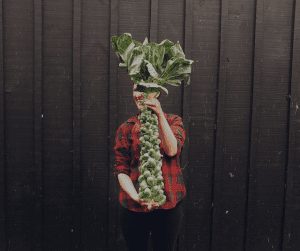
154, 145, 160, 151
145, 142, 152, 148
153, 155, 160, 162
152, 168, 159, 177
156, 161, 162, 168
148, 148, 155, 157
153, 185, 159, 192
155, 150, 162, 156
154, 165, 161, 173
139, 163, 146, 173
147, 157, 156, 168
147, 176, 155, 186
144, 170, 151, 178
143, 153, 150, 159
156, 175, 163, 183
144, 188, 151, 196
140, 180, 147, 189
138, 175, 144, 183
139, 155, 146, 162
158, 189, 164, 195
154, 151, 162, 159
150, 136, 157, 144
156, 194, 166, 205
140, 159, 148, 166
138, 191, 143, 197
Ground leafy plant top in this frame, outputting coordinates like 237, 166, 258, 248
111, 33, 194, 99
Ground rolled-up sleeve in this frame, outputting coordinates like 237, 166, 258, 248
170, 116, 186, 157
113, 124, 131, 177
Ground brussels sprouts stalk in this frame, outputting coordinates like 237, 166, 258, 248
137, 89, 166, 210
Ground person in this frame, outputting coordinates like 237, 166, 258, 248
113, 82, 187, 251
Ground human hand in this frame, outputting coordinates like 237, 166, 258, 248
132, 194, 160, 209
144, 95, 163, 117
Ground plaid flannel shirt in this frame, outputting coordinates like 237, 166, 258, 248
114, 110, 186, 212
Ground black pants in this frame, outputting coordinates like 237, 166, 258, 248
119, 199, 184, 251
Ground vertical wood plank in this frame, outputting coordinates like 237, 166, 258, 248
0, 0, 5, 248
72, 0, 82, 250
283, 0, 300, 250
149, 1, 158, 249
3, 0, 35, 249
246, 0, 293, 249
33, 0, 43, 250
245, 0, 263, 249
215, 1, 255, 249
150, 0, 158, 43
185, 1, 221, 249
80, 0, 111, 249
211, 0, 228, 250
108, 0, 119, 250
180, 0, 193, 250
42, 1, 73, 249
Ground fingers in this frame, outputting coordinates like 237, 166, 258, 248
140, 201, 159, 208
144, 101, 156, 108
137, 197, 160, 207
138, 199, 159, 208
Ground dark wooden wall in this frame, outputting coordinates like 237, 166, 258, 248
0, 0, 299, 250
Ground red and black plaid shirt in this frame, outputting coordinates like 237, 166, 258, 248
114, 110, 186, 212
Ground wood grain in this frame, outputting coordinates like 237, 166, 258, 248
283, 0, 300, 250
33, 0, 43, 249
71, 0, 82, 249
0, 0, 4, 248
108, 0, 119, 250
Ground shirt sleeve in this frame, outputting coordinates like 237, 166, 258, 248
113, 124, 131, 177
170, 115, 186, 157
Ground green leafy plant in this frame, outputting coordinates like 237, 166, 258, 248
111, 33, 194, 210
110, 33, 194, 92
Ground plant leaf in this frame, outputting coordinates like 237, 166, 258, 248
133, 40, 143, 47
111, 36, 119, 53
117, 33, 133, 55
119, 62, 127, 68
119, 42, 135, 67
141, 45, 151, 61
159, 57, 194, 86
132, 46, 143, 56
186, 75, 191, 86
128, 52, 145, 75
144, 59, 159, 78
138, 81, 169, 95
155, 46, 165, 68
166, 79, 182, 86
169, 41, 185, 58
143, 37, 148, 45
157, 39, 174, 55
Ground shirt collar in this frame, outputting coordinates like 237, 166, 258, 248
126, 110, 141, 124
